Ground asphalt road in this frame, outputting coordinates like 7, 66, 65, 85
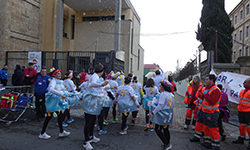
0, 93, 248, 150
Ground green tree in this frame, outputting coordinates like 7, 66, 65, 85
196, 0, 234, 63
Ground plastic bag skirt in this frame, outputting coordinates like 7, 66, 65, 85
117, 98, 139, 113
81, 91, 106, 115
150, 104, 173, 126
45, 93, 69, 112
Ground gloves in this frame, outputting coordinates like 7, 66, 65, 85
155, 94, 160, 99
203, 89, 209, 94
199, 99, 203, 104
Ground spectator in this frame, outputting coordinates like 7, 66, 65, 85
0, 64, 8, 86
22, 62, 37, 93
79, 70, 87, 84
34, 66, 51, 121
12, 65, 23, 92
21, 66, 25, 72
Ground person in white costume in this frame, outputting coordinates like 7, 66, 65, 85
83, 64, 108, 150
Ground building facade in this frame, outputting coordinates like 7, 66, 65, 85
0, 0, 144, 84
229, 0, 250, 63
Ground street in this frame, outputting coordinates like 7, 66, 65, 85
0, 93, 248, 150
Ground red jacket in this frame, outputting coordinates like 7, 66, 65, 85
22, 68, 37, 85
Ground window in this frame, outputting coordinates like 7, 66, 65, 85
246, 47, 249, 56
240, 30, 243, 41
241, 10, 243, 19
247, 26, 249, 38
71, 15, 75, 39
239, 49, 242, 57
82, 15, 125, 21
235, 15, 237, 24
247, 4, 250, 15
234, 34, 237, 41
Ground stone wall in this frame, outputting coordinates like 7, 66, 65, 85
0, 0, 44, 71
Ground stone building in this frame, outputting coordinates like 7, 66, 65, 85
0, 0, 144, 84
229, 0, 250, 62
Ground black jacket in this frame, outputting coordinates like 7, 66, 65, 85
12, 69, 23, 86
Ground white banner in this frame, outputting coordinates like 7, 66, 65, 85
216, 72, 250, 104
28, 52, 42, 72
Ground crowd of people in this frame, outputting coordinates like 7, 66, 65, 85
2, 62, 250, 150
184, 74, 250, 150
25, 63, 174, 150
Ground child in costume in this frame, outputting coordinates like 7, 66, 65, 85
143, 78, 159, 130
116, 76, 140, 135
39, 70, 70, 139
148, 79, 174, 150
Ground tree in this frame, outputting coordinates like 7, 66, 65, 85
196, 0, 234, 63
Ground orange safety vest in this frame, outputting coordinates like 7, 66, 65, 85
200, 85, 221, 114
194, 86, 205, 110
184, 82, 203, 104
238, 89, 250, 112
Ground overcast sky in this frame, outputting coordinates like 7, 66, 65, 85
130, 0, 242, 73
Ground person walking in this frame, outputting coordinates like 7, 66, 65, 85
131, 75, 143, 124
217, 84, 229, 141
190, 74, 221, 150
232, 78, 250, 149
0, 64, 8, 86
143, 78, 159, 130
82, 64, 108, 150
34, 66, 51, 121
39, 69, 70, 139
62, 70, 76, 126
116, 76, 140, 135
148, 79, 174, 150
153, 64, 165, 89
183, 76, 202, 130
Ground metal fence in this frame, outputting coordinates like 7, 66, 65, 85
6, 50, 124, 84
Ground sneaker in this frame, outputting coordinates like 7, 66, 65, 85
103, 120, 109, 125
98, 130, 107, 135
67, 118, 74, 124
62, 122, 68, 127
120, 130, 127, 135
59, 130, 70, 137
112, 118, 118, 123
184, 124, 188, 129
192, 125, 195, 130
149, 124, 154, 129
124, 125, 128, 131
189, 137, 200, 142
88, 136, 100, 143
165, 144, 172, 150
83, 142, 93, 150
199, 143, 212, 149
221, 134, 226, 141
232, 137, 245, 144
144, 124, 149, 131
131, 118, 136, 124
39, 132, 51, 139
